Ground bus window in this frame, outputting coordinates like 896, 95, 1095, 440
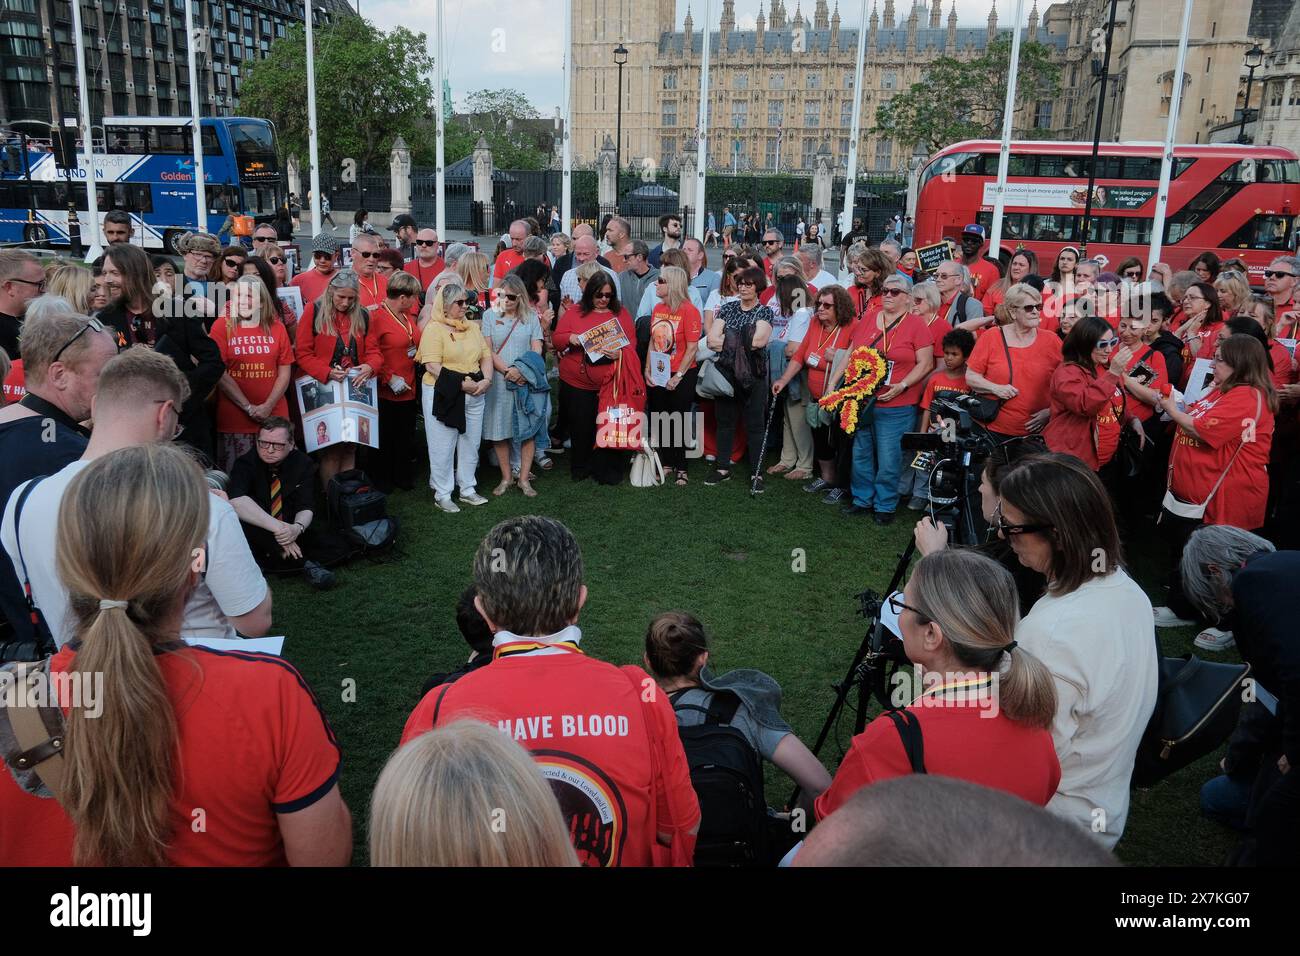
106, 126, 147, 154
202, 125, 222, 156
242, 185, 279, 216
1256, 160, 1300, 183
1119, 157, 1159, 180
129, 183, 153, 214
956, 153, 984, 175
228, 121, 278, 175
1037, 156, 1071, 177
1030, 214, 1076, 242
152, 125, 189, 154
1225, 214, 1293, 250
0, 182, 19, 208
1007, 155, 1033, 176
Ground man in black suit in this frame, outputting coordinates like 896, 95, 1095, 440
227, 417, 336, 589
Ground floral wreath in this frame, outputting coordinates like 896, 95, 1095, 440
818, 345, 888, 434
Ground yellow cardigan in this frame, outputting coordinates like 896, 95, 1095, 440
415, 321, 491, 386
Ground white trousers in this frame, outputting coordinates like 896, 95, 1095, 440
423, 382, 484, 500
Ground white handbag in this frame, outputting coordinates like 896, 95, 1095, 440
1162, 390, 1261, 521
630, 439, 666, 488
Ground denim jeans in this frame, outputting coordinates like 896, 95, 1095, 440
1200, 774, 1253, 831
850, 404, 916, 513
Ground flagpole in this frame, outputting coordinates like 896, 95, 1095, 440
305, 1, 323, 236
840, 0, 869, 263
1148, 0, 1194, 271
561, 0, 573, 233
434, 0, 447, 240
70, 0, 102, 261
988, 0, 1027, 261
183, 0, 208, 235
692, 0, 713, 243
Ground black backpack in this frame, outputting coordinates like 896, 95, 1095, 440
670, 689, 770, 867
326, 469, 398, 553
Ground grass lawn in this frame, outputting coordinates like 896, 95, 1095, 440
272, 454, 1240, 867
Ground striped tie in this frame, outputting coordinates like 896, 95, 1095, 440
270, 472, 282, 519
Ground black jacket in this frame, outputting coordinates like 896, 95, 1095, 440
432, 368, 470, 433
228, 445, 317, 520
98, 300, 225, 465
1232, 550, 1300, 766
1150, 330, 1186, 393
0, 311, 21, 361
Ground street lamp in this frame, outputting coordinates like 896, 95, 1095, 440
1239, 43, 1265, 144
613, 42, 627, 201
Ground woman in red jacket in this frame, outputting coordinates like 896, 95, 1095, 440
552, 272, 638, 485
294, 269, 382, 488
369, 270, 424, 492
1043, 315, 1137, 471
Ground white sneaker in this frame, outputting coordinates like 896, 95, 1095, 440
1153, 606, 1197, 628
1193, 627, 1236, 651
459, 491, 488, 507
435, 497, 460, 514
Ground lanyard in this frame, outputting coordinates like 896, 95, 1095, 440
493, 640, 584, 661
814, 322, 843, 357
19, 393, 89, 436
359, 274, 380, 303
382, 303, 415, 346
871, 314, 905, 355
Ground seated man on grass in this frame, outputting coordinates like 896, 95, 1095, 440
227, 416, 337, 590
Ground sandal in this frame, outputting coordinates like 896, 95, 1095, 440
518, 478, 538, 498
675, 470, 689, 487
766, 463, 791, 475
493, 478, 513, 497
785, 468, 813, 481
539, 456, 555, 470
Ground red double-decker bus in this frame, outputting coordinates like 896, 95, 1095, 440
913, 140, 1300, 280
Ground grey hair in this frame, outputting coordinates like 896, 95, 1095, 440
912, 279, 941, 311
1076, 259, 1102, 276
777, 254, 804, 276
24, 294, 78, 324
1167, 271, 1199, 299
521, 235, 548, 258
799, 244, 824, 267
444, 242, 472, 266
947, 261, 972, 292
1269, 254, 1300, 274
879, 237, 902, 257
473, 516, 584, 636
627, 238, 650, 260
881, 272, 913, 292
1180, 526, 1275, 623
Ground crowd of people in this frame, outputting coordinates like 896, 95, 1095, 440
0, 206, 1294, 868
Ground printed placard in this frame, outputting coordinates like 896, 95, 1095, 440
914, 241, 953, 276
295, 371, 380, 451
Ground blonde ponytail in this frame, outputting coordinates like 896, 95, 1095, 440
56, 444, 210, 866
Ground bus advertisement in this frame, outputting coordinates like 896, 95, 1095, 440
913, 140, 1300, 280
0, 115, 283, 253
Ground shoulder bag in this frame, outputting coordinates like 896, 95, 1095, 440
630, 438, 666, 488
969, 328, 1012, 424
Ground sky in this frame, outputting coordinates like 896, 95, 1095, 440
357, 0, 1029, 114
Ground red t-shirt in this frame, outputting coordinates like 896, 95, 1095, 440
2, 359, 25, 404
401, 645, 700, 868
1268, 339, 1297, 392
980, 283, 1006, 316
492, 249, 524, 281
848, 285, 881, 321
920, 368, 971, 410
1274, 297, 1300, 340
553, 306, 637, 391
0, 644, 340, 866
404, 257, 446, 291
370, 302, 424, 402
1179, 318, 1226, 387
920, 314, 952, 362
353, 272, 388, 311
1169, 385, 1275, 529
1126, 345, 1169, 417
965, 258, 1002, 298
814, 690, 1060, 821
793, 319, 857, 400
649, 301, 703, 374
967, 328, 1063, 435
290, 268, 336, 312
848, 311, 934, 408
209, 318, 295, 434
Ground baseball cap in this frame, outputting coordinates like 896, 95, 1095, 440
390, 214, 418, 233
962, 224, 987, 240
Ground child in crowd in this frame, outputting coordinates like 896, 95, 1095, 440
919, 328, 976, 433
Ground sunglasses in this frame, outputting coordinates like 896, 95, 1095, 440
256, 438, 288, 450
1095, 336, 1120, 349
355, 250, 378, 259
267, 257, 284, 265
593, 291, 612, 299
882, 288, 907, 298
54, 316, 109, 364
993, 502, 1053, 537
1265, 270, 1295, 279
253, 236, 272, 242
450, 299, 467, 307
415, 239, 438, 247
312, 251, 334, 260
223, 258, 243, 268
499, 293, 519, 301
1019, 303, 1042, 312
655, 277, 667, 284
1123, 270, 1142, 278
764, 240, 783, 246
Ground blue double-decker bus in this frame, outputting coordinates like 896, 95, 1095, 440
0, 115, 283, 253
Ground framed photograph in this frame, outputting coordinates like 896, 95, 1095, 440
344, 370, 378, 408
277, 286, 304, 323
296, 375, 338, 416
302, 408, 343, 453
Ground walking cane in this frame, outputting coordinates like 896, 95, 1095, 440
751, 390, 779, 499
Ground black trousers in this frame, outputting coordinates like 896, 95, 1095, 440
647, 366, 699, 471
369, 397, 419, 491
242, 522, 330, 572
561, 381, 626, 484
1157, 508, 1204, 621
714, 385, 768, 476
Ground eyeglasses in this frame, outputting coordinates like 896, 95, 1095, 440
267, 257, 285, 265
8, 276, 47, 292
53, 316, 109, 364
223, 258, 242, 269
935, 272, 959, 280
882, 288, 907, 298
187, 252, 214, 261
887, 593, 929, 621
256, 438, 288, 451
355, 250, 377, 259
154, 399, 185, 439
1265, 270, 1295, 279
1182, 294, 1205, 304
993, 501, 1054, 537
736, 279, 757, 287
1095, 336, 1120, 349
415, 239, 437, 247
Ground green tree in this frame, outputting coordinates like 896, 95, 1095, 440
241, 17, 434, 175
872, 38, 1062, 154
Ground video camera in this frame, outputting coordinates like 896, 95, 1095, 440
899, 393, 1000, 546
